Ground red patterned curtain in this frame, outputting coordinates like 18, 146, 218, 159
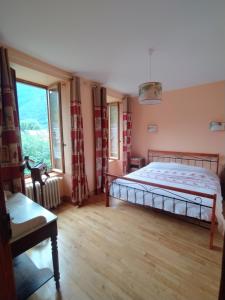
92, 86, 108, 193
71, 77, 89, 206
123, 97, 132, 174
0, 47, 25, 193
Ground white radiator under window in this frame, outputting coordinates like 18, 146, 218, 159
25, 177, 62, 209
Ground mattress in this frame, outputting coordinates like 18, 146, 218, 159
110, 162, 222, 222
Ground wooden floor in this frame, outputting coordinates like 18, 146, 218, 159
28, 195, 223, 300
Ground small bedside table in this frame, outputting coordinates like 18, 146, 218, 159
129, 157, 145, 172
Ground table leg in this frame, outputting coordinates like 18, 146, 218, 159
51, 235, 60, 290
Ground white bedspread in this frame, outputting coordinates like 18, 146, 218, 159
110, 162, 223, 223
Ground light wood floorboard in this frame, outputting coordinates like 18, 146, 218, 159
28, 195, 223, 300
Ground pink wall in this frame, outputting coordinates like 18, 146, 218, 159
63, 80, 225, 198
131, 81, 225, 169
80, 79, 96, 193
61, 79, 125, 197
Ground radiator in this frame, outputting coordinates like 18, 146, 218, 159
25, 177, 62, 209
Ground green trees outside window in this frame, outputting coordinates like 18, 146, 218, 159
17, 82, 51, 171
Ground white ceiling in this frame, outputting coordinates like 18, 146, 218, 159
0, 0, 225, 94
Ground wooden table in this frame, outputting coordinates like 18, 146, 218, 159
6, 193, 60, 298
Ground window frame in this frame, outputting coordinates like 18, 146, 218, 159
108, 102, 120, 160
17, 78, 48, 90
16, 78, 65, 175
47, 83, 65, 173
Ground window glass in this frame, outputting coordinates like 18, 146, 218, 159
17, 82, 51, 171
109, 103, 119, 159
48, 85, 64, 171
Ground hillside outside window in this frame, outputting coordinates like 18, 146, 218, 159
17, 81, 64, 174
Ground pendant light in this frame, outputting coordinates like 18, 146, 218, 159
138, 48, 162, 105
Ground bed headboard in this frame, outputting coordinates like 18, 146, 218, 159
148, 150, 220, 174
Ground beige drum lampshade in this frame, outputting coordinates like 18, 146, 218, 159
138, 82, 162, 105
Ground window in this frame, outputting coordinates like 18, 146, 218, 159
48, 84, 64, 172
17, 81, 64, 173
108, 103, 119, 159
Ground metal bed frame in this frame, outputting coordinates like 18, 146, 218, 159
105, 150, 220, 249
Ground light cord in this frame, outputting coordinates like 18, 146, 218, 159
148, 48, 154, 81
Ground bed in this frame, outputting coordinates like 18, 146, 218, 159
105, 150, 222, 249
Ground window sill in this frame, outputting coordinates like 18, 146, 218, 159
108, 158, 119, 162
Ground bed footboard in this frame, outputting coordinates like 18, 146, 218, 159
105, 173, 217, 250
